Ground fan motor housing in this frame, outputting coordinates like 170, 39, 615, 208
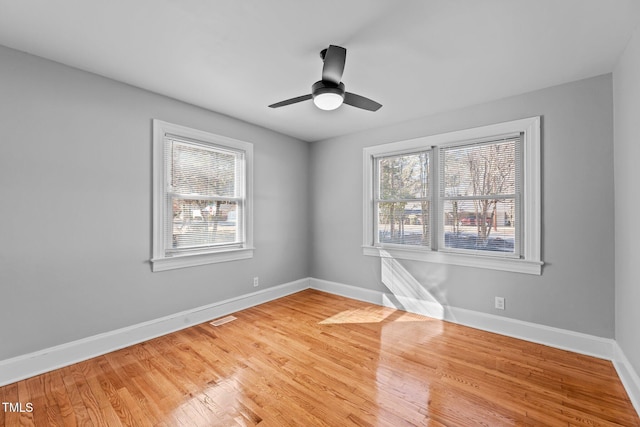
312, 80, 345, 99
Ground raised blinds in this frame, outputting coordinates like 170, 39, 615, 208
375, 151, 430, 246
164, 137, 245, 254
439, 134, 522, 256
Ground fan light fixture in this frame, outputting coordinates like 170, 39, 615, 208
313, 92, 344, 110
311, 81, 345, 111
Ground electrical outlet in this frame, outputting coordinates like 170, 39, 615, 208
495, 296, 505, 310
253, 276, 259, 287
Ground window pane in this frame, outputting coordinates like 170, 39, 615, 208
171, 142, 238, 197
377, 201, 429, 246
378, 152, 429, 200
442, 198, 515, 253
443, 140, 516, 197
170, 199, 240, 250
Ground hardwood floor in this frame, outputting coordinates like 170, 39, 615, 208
1, 289, 638, 426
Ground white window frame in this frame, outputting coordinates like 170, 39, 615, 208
151, 120, 254, 272
363, 117, 542, 275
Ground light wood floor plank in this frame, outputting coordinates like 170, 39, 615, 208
1, 289, 638, 426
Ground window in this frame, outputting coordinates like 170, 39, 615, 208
375, 151, 431, 247
151, 120, 253, 272
439, 135, 520, 257
363, 117, 542, 275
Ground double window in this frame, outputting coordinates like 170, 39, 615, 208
152, 120, 253, 272
364, 117, 541, 274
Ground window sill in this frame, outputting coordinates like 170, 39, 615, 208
362, 245, 542, 275
151, 247, 254, 272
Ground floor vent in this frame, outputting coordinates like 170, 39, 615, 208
210, 315, 237, 327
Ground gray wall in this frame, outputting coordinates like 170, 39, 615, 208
311, 74, 615, 338
0, 45, 310, 360
614, 27, 640, 376
0, 41, 621, 364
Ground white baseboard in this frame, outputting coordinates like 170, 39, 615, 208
310, 277, 615, 360
309, 277, 388, 306
613, 343, 640, 415
444, 306, 615, 360
0, 278, 310, 387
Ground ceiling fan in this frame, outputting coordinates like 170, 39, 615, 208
268, 45, 382, 112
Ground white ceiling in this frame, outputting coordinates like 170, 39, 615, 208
1, 1, 639, 142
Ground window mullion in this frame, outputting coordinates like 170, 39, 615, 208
432, 146, 440, 251
372, 156, 380, 245
514, 192, 522, 258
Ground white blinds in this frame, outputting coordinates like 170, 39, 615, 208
164, 136, 245, 254
375, 150, 431, 246
439, 133, 522, 255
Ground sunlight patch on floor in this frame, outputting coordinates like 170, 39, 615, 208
319, 306, 395, 324
319, 303, 438, 325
